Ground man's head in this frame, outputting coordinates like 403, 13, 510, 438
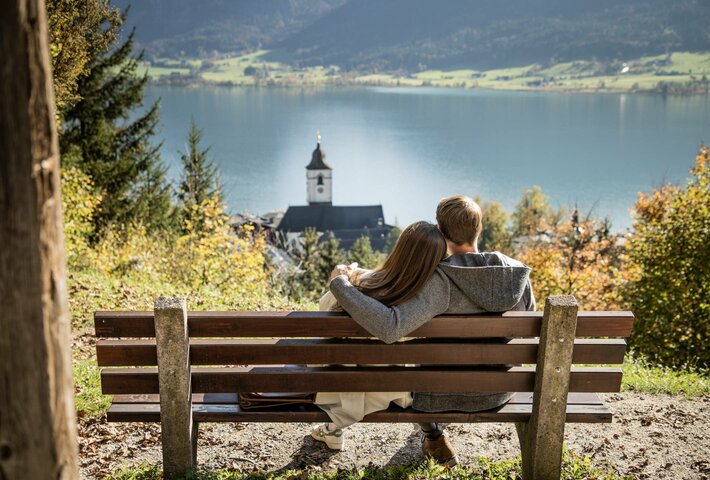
436, 195, 483, 252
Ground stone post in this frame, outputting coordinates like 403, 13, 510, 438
515, 295, 578, 480
154, 296, 194, 478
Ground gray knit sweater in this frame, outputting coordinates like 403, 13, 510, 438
328, 251, 535, 412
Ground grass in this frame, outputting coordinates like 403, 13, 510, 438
621, 356, 709, 396
74, 357, 112, 418
106, 451, 631, 480
145, 51, 710, 93
196, 50, 337, 86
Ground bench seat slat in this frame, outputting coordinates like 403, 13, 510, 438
101, 366, 622, 395
109, 392, 603, 406
97, 338, 627, 366
94, 311, 634, 339
107, 400, 612, 424
111, 393, 240, 404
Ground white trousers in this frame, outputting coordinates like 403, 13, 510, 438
315, 391, 413, 429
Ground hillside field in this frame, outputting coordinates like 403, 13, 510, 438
144, 50, 710, 93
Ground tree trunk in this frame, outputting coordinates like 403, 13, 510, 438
0, 0, 80, 478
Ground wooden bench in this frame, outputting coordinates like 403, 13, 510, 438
94, 295, 634, 480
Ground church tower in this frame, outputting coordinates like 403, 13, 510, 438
306, 133, 332, 205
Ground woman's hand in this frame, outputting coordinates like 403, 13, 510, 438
330, 263, 358, 281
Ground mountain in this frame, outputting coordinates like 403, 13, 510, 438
115, 0, 710, 70
113, 0, 347, 57
274, 0, 710, 71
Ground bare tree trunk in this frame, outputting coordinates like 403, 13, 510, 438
0, 0, 80, 478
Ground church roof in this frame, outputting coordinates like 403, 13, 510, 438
306, 142, 331, 170
278, 204, 385, 232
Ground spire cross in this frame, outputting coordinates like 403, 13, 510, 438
316, 131, 321, 145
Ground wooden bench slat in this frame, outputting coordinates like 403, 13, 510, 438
94, 311, 634, 339
107, 401, 612, 424
101, 366, 622, 395
96, 338, 627, 367
108, 392, 603, 406
111, 393, 240, 404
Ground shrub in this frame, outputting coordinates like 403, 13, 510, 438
61, 165, 101, 267
477, 198, 512, 253
516, 211, 624, 310
85, 196, 286, 311
624, 147, 709, 368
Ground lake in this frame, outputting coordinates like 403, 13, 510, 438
145, 85, 710, 231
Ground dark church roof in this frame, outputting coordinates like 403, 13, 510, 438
278, 204, 385, 232
306, 142, 331, 170
278, 204, 392, 250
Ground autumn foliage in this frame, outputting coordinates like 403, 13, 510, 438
61, 165, 286, 312
624, 147, 709, 368
515, 214, 624, 311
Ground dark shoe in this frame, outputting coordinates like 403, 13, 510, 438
421, 432, 459, 468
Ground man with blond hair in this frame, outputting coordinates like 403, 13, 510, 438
326, 195, 535, 467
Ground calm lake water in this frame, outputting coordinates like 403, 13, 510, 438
145, 85, 710, 231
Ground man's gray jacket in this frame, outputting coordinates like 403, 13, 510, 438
328, 251, 535, 412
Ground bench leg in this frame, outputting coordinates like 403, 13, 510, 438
514, 421, 527, 453
515, 295, 578, 480
192, 422, 199, 466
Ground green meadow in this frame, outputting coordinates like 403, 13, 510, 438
144, 51, 710, 93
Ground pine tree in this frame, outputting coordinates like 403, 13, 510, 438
319, 232, 346, 284
60, 28, 173, 233
132, 160, 177, 232
383, 225, 402, 254
178, 119, 222, 216
349, 235, 382, 269
289, 227, 323, 299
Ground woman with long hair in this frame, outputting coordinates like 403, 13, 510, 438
312, 221, 447, 450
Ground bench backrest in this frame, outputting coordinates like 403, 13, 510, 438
95, 300, 633, 396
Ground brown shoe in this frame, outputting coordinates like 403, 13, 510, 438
422, 432, 459, 468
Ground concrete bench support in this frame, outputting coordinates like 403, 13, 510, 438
154, 296, 195, 479
515, 295, 578, 480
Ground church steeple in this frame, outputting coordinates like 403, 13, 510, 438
306, 132, 332, 205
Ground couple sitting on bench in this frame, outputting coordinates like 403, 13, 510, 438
313, 195, 536, 467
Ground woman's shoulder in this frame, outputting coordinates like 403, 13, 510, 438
422, 268, 450, 296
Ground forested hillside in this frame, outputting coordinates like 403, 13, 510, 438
115, 0, 709, 71
277, 0, 710, 70
113, 0, 346, 57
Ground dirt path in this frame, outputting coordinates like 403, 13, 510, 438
79, 392, 709, 479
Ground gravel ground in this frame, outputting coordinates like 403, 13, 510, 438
79, 392, 710, 479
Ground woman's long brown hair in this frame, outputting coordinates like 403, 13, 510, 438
352, 221, 447, 306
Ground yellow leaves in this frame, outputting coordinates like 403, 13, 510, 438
625, 145, 710, 368
64, 190, 279, 310
517, 215, 626, 311
61, 166, 102, 266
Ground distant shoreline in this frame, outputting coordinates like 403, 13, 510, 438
147, 77, 710, 96
144, 50, 710, 96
